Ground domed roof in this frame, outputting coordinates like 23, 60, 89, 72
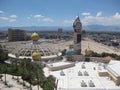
8, 40, 60, 60
31, 32, 39, 41
11, 41, 59, 57
85, 44, 92, 56
32, 52, 41, 61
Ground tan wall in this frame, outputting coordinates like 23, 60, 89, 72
108, 71, 120, 85
117, 77, 120, 85
46, 62, 75, 71
8, 29, 12, 41
98, 71, 108, 76
72, 55, 85, 61
90, 57, 109, 63
71, 56, 107, 63
90, 57, 103, 62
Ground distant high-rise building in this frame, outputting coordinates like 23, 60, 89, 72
58, 28, 63, 33
73, 16, 82, 55
8, 28, 26, 41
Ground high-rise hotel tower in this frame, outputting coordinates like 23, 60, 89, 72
73, 16, 82, 55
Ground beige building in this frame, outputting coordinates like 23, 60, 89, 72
8, 28, 26, 41
106, 60, 120, 86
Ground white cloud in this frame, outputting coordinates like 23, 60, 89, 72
9, 19, 16, 22
27, 17, 31, 19
82, 12, 120, 26
33, 14, 44, 20
0, 17, 8, 20
113, 12, 120, 19
82, 12, 90, 16
63, 20, 74, 25
0, 10, 4, 14
33, 14, 54, 23
43, 18, 54, 22
96, 11, 102, 17
27, 15, 33, 19
10, 15, 18, 18
0, 14, 17, 23
9, 15, 17, 22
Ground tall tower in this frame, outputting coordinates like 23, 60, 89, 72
73, 16, 82, 55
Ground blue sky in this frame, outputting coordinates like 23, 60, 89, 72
0, 0, 120, 27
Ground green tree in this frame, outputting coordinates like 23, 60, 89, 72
20, 58, 32, 86
0, 48, 8, 63
42, 75, 56, 90
34, 64, 44, 90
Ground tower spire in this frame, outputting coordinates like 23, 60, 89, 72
77, 12, 79, 17
88, 43, 90, 49
73, 15, 82, 55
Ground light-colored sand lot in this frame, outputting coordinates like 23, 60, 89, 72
0, 74, 42, 90
54, 38, 120, 55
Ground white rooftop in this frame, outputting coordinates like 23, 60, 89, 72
106, 60, 120, 77
44, 61, 120, 90
47, 61, 72, 67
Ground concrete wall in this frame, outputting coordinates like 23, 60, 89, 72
98, 71, 108, 76
72, 55, 85, 61
46, 62, 75, 71
90, 57, 103, 62
90, 57, 109, 63
68, 56, 108, 63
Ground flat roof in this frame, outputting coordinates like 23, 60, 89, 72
44, 62, 120, 90
106, 60, 120, 77
47, 61, 72, 67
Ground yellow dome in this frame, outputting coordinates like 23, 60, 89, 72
85, 44, 92, 56
85, 49, 92, 56
32, 52, 41, 61
31, 32, 39, 41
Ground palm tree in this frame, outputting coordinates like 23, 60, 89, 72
29, 71, 33, 90
15, 53, 20, 82
42, 77, 55, 90
27, 60, 35, 90
34, 64, 44, 90
11, 60, 16, 79
20, 58, 33, 89
20, 58, 45, 90
2, 64, 8, 85
20, 58, 29, 86
0, 64, 3, 81
0, 74, 3, 81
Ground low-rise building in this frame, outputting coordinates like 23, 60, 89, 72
106, 60, 120, 86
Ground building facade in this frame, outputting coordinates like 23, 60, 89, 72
8, 28, 26, 41
73, 16, 82, 55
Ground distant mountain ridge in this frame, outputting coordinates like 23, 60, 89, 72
83, 25, 120, 32
0, 26, 73, 31
0, 25, 120, 32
